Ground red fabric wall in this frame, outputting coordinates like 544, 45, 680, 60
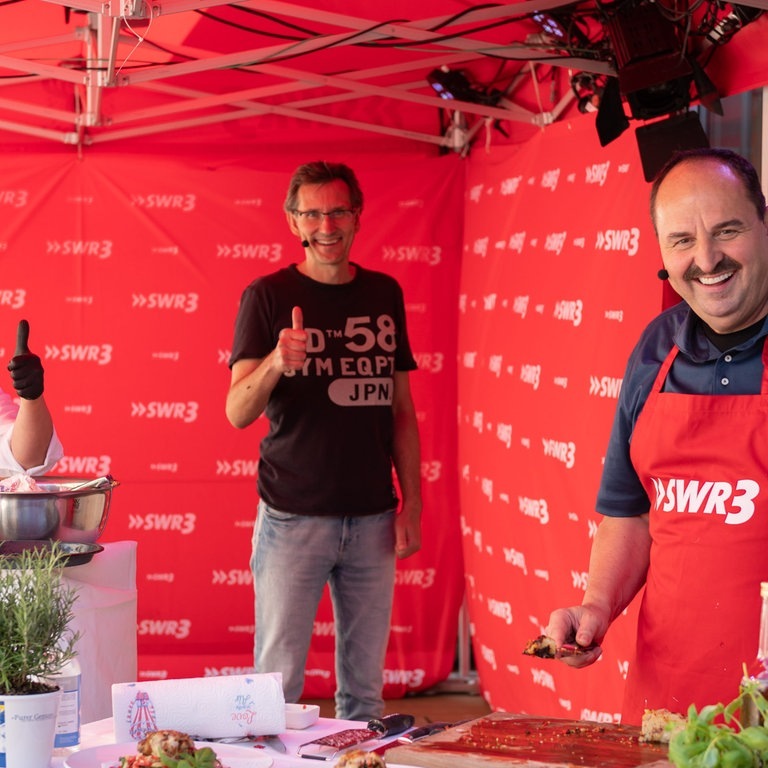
458, 117, 667, 720
0, 145, 465, 698
0, 111, 683, 716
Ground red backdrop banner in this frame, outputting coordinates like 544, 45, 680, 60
0, 146, 465, 698
458, 117, 668, 721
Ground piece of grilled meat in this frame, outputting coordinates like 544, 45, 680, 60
137, 729, 197, 759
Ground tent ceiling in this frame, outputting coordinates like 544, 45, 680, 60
0, 0, 765, 150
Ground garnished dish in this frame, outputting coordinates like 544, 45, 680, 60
63, 731, 273, 768
119, 729, 220, 767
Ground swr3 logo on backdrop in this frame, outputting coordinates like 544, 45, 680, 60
381, 245, 441, 265
131, 401, 199, 423
0, 288, 25, 309
138, 618, 191, 640
129, 512, 195, 534
131, 193, 196, 212
132, 293, 199, 313
46, 240, 113, 259
0, 189, 29, 208
46, 343, 112, 365
54, 455, 111, 475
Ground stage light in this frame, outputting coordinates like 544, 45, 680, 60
427, 67, 501, 106
428, 68, 480, 103
605, 1, 693, 120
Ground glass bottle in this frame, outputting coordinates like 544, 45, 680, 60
740, 581, 768, 727
48, 654, 82, 756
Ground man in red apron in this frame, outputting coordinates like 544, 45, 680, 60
546, 148, 768, 724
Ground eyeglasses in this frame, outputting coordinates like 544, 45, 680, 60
293, 208, 357, 223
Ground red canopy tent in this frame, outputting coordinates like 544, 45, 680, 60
0, 0, 765, 718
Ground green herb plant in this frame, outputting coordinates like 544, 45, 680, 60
669, 678, 768, 768
159, 747, 220, 768
0, 542, 80, 695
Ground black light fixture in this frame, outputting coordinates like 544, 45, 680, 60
428, 69, 478, 102
605, 1, 693, 121
427, 68, 500, 106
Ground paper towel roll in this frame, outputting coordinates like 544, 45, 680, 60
112, 673, 286, 742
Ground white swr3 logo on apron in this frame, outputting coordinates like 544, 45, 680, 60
651, 477, 759, 525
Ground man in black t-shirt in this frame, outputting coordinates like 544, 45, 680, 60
226, 161, 422, 721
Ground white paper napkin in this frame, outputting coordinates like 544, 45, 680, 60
111, 673, 285, 742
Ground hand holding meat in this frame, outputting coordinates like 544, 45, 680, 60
7, 320, 44, 400
542, 606, 605, 667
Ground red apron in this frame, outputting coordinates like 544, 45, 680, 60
624, 340, 768, 724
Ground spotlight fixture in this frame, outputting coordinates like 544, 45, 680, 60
427, 68, 499, 106
605, 1, 693, 120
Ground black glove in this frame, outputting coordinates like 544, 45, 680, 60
7, 319, 44, 400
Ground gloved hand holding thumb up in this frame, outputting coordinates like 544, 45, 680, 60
7, 319, 44, 400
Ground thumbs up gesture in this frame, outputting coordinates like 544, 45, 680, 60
275, 306, 307, 375
7, 319, 45, 400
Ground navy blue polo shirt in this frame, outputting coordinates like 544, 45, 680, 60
596, 301, 768, 517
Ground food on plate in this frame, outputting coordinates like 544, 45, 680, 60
522, 634, 596, 659
640, 708, 685, 743
119, 729, 222, 767
335, 749, 386, 767
0, 473, 40, 492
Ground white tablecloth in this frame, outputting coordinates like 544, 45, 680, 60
52, 716, 410, 767
64, 541, 138, 723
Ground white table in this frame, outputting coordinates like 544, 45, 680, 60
53, 716, 410, 767
64, 541, 138, 723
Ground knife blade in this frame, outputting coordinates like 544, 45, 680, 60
256, 734, 287, 753
191, 734, 287, 752
396, 721, 455, 743
298, 713, 415, 760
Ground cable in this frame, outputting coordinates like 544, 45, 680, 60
194, 9, 307, 40
116, 4, 155, 79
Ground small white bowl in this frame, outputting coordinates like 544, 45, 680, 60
285, 703, 320, 729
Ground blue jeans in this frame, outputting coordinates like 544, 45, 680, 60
252, 500, 396, 721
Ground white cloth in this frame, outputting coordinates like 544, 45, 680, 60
112, 673, 286, 742
64, 541, 138, 723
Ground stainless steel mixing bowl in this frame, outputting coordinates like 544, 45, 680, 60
0, 475, 119, 543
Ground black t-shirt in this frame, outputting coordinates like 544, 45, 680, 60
229, 264, 417, 516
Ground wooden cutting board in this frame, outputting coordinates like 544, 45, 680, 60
385, 712, 674, 768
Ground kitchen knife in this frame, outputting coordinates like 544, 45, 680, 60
256, 734, 287, 753
191, 734, 287, 752
396, 721, 455, 743
298, 712, 415, 760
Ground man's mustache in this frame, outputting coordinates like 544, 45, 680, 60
684, 257, 741, 280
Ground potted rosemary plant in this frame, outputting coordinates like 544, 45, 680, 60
0, 542, 80, 768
